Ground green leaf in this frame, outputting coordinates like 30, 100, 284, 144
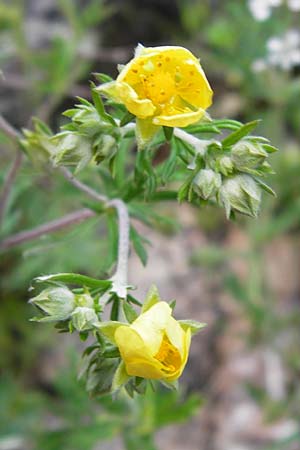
33, 273, 112, 289
123, 301, 138, 323
163, 126, 174, 141
185, 123, 220, 134
110, 297, 120, 320
130, 226, 149, 266
222, 120, 261, 147
127, 294, 142, 307
142, 285, 161, 313
112, 360, 130, 392
212, 119, 242, 130
178, 320, 207, 335
161, 144, 177, 185
177, 179, 191, 203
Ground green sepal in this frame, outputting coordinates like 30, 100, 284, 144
141, 285, 161, 313
111, 360, 131, 392
178, 320, 207, 335
120, 111, 135, 127
163, 126, 174, 141
91, 82, 116, 126
160, 379, 179, 391
135, 118, 160, 150
97, 321, 128, 344
255, 178, 276, 197
123, 302, 138, 323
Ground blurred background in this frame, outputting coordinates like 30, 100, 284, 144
0, 1, 300, 449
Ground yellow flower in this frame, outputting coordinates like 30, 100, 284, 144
97, 45, 213, 146
115, 301, 191, 381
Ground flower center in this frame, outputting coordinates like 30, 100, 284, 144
142, 71, 176, 106
154, 334, 181, 373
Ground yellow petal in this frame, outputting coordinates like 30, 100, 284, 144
98, 81, 156, 119
153, 109, 206, 127
131, 302, 172, 355
165, 315, 186, 357
116, 82, 156, 118
166, 327, 191, 381
115, 325, 164, 379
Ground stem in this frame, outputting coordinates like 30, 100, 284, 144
174, 128, 212, 157
0, 151, 23, 226
108, 199, 130, 299
0, 115, 22, 141
0, 208, 95, 250
59, 167, 108, 203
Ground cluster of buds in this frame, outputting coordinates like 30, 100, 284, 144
29, 274, 205, 395
29, 285, 100, 332
187, 120, 276, 218
21, 92, 121, 173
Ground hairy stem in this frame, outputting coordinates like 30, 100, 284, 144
0, 208, 95, 250
61, 168, 130, 298
108, 199, 130, 298
174, 127, 212, 156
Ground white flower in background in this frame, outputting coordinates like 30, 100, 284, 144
252, 29, 300, 71
248, 0, 281, 21
249, 0, 300, 21
267, 30, 300, 69
287, 0, 300, 11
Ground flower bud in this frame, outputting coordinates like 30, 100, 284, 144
51, 132, 93, 172
75, 292, 94, 308
94, 134, 117, 163
21, 124, 56, 167
29, 287, 75, 321
231, 140, 268, 171
193, 169, 222, 200
217, 155, 234, 176
219, 174, 261, 218
71, 306, 99, 331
